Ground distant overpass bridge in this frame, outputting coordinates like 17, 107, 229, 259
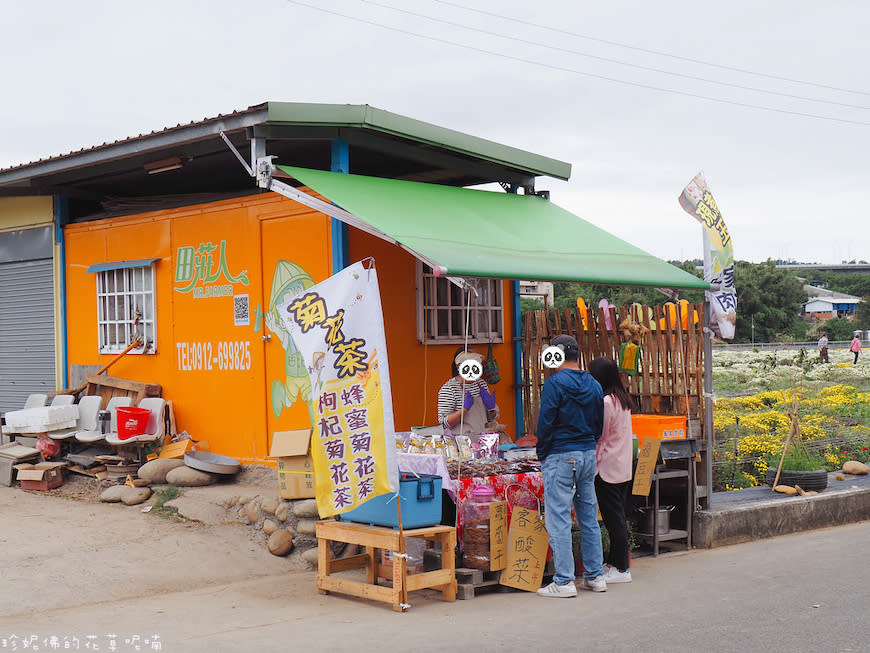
777, 263, 870, 275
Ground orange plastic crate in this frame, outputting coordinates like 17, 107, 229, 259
631, 414, 687, 452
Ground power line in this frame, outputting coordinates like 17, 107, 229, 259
434, 0, 870, 98
360, 0, 869, 111
285, 0, 870, 126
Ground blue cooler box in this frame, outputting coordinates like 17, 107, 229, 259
340, 472, 442, 529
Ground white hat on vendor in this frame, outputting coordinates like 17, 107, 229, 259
454, 350, 484, 368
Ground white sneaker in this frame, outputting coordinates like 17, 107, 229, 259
536, 581, 577, 597
581, 576, 607, 592
602, 564, 632, 584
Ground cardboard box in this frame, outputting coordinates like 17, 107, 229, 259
270, 429, 315, 499
0, 443, 41, 486
146, 435, 209, 461
500, 505, 548, 591
14, 462, 65, 490
158, 439, 194, 459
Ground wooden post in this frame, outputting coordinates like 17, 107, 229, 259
640, 305, 653, 413
395, 494, 408, 611
771, 422, 795, 490
703, 299, 714, 506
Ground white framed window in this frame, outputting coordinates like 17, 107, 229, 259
415, 261, 504, 343
95, 263, 157, 354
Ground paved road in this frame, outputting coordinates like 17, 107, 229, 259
1, 488, 868, 652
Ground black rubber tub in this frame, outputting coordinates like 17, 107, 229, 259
765, 468, 828, 491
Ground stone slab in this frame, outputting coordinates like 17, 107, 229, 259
694, 472, 870, 548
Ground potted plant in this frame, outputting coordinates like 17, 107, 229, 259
765, 401, 828, 491
765, 447, 828, 491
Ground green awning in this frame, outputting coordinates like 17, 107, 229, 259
277, 165, 709, 289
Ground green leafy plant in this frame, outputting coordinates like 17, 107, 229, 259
625, 519, 639, 552
794, 347, 818, 374
768, 447, 826, 471
150, 485, 185, 521
592, 521, 639, 561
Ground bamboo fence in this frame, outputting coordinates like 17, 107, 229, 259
521, 302, 706, 435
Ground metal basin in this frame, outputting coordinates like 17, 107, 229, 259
184, 451, 240, 475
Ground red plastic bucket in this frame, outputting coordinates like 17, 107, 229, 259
116, 406, 150, 440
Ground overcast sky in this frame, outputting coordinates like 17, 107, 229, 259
1, 1, 866, 264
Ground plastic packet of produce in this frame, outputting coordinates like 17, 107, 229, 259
455, 435, 474, 461
408, 433, 427, 454
477, 432, 499, 460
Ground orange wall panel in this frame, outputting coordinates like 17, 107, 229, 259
64, 194, 332, 463
63, 192, 519, 463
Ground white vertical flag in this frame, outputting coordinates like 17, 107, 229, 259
679, 173, 737, 339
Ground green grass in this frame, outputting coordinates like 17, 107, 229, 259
768, 448, 827, 471
149, 485, 185, 521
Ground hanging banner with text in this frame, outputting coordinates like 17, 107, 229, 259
278, 261, 398, 517
678, 173, 737, 339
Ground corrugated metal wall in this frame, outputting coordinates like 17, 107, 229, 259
0, 228, 55, 413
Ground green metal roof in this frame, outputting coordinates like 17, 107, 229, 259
0, 102, 572, 217
278, 165, 709, 289
267, 103, 571, 182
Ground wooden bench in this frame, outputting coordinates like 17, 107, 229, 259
316, 520, 457, 612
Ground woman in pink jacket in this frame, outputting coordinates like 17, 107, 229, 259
850, 335, 862, 365
589, 356, 634, 584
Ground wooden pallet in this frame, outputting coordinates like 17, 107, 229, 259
85, 374, 161, 408
455, 567, 505, 600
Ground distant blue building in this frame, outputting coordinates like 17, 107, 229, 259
803, 285, 861, 320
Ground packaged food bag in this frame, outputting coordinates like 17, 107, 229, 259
618, 341, 641, 376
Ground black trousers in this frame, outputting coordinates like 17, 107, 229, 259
595, 475, 631, 571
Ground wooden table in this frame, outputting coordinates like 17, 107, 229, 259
316, 520, 457, 612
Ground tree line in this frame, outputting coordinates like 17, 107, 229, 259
520, 261, 867, 344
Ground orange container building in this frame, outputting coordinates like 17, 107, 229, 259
63, 193, 519, 463
0, 102, 708, 467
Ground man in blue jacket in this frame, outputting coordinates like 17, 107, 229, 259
536, 334, 606, 597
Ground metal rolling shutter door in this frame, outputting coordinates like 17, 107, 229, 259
0, 258, 56, 413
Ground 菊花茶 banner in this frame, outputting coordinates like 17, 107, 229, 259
278, 260, 398, 517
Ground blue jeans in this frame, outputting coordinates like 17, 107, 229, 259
541, 450, 603, 584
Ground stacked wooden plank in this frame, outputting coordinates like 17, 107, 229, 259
84, 374, 161, 409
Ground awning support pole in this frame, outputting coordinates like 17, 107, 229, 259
512, 280, 524, 436
219, 131, 253, 177
253, 157, 445, 274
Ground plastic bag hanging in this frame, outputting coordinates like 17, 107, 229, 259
483, 340, 500, 385
618, 341, 641, 376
